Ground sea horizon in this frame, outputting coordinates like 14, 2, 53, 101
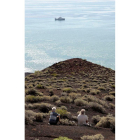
25, 0, 115, 72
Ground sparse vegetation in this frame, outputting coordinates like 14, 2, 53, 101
25, 58, 115, 139
81, 134, 104, 140
53, 137, 73, 140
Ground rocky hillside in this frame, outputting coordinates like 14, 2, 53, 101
25, 58, 115, 140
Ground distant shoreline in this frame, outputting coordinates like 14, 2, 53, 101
25, 72, 33, 77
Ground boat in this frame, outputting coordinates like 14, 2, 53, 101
55, 17, 65, 21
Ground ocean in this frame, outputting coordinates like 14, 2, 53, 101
25, 0, 115, 72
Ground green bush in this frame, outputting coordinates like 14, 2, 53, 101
60, 106, 67, 110
56, 108, 71, 119
81, 134, 104, 140
53, 136, 73, 140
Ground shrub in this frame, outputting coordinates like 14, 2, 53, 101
39, 103, 53, 113
74, 98, 88, 106
60, 106, 67, 110
104, 95, 115, 101
81, 134, 104, 140
88, 102, 106, 114
35, 113, 43, 122
53, 136, 73, 140
55, 100, 62, 105
49, 89, 54, 94
56, 108, 71, 119
43, 96, 50, 101
69, 93, 81, 102
91, 115, 101, 124
111, 85, 115, 88
109, 103, 115, 109
36, 84, 45, 89
90, 89, 101, 95
96, 99, 109, 109
62, 88, 73, 93
25, 88, 43, 96
50, 95, 59, 102
95, 116, 115, 131
56, 108, 67, 118
25, 110, 36, 125
25, 95, 43, 103
61, 92, 67, 96
109, 91, 115, 96
60, 96, 72, 103
97, 86, 106, 91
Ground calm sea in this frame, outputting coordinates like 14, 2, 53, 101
25, 0, 115, 72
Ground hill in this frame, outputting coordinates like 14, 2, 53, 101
25, 58, 115, 140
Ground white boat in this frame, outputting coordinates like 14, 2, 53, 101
55, 17, 65, 21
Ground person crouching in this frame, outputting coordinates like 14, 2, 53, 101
49, 107, 60, 125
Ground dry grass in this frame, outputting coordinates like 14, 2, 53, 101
60, 119, 77, 126
81, 134, 104, 140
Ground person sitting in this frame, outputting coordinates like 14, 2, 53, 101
77, 109, 89, 126
49, 107, 60, 125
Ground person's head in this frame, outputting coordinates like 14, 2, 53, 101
52, 107, 56, 112
80, 109, 85, 115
